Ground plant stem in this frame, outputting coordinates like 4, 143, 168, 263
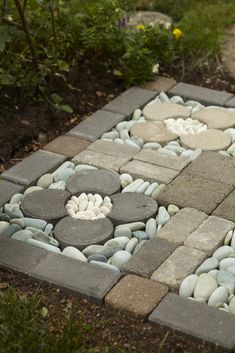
2, 0, 7, 17
48, 1, 58, 54
13, 0, 38, 68
23, 0, 27, 14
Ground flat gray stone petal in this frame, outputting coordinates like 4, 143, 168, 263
108, 193, 158, 225
66, 169, 121, 196
54, 217, 114, 250
21, 190, 70, 224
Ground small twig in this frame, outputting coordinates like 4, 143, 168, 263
2, 0, 7, 17
23, 0, 27, 14
47, 0, 58, 54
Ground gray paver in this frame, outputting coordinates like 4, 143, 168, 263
213, 190, 235, 221
44, 135, 91, 158
149, 293, 235, 350
225, 96, 235, 108
108, 193, 158, 225
123, 238, 177, 278
0, 180, 24, 207
102, 87, 156, 117
182, 151, 235, 186
29, 251, 121, 304
157, 175, 233, 214
72, 150, 129, 172
2, 150, 66, 186
0, 236, 47, 273
184, 216, 234, 254
134, 149, 190, 171
67, 110, 125, 141
168, 82, 233, 106
54, 217, 114, 250
120, 160, 179, 184
105, 274, 168, 318
157, 208, 208, 245
87, 140, 139, 159
151, 246, 206, 290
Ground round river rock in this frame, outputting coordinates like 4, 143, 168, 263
66, 169, 121, 196
108, 193, 158, 225
21, 189, 70, 224
143, 102, 190, 121
54, 217, 114, 250
130, 121, 178, 144
192, 108, 235, 130
180, 129, 232, 151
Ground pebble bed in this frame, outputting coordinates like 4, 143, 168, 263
179, 229, 235, 314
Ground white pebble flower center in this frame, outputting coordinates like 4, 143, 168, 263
65, 193, 113, 220
164, 117, 208, 136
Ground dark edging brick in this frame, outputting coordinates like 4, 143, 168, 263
0, 179, 25, 208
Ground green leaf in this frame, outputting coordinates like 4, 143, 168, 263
60, 104, 73, 113
51, 93, 62, 104
41, 306, 48, 317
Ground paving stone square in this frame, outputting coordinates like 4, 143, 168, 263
157, 174, 233, 214
105, 274, 168, 317
44, 135, 91, 158
184, 216, 234, 254
149, 293, 235, 350
225, 96, 235, 108
212, 189, 235, 222
120, 160, 179, 184
0, 179, 24, 207
87, 140, 139, 159
182, 151, 235, 186
157, 208, 208, 245
151, 246, 206, 290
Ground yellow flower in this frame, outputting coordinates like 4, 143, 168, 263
173, 28, 183, 40
136, 24, 146, 31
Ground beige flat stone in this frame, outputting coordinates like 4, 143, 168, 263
130, 121, 178, 144
143, 102, 190, 121
180, 129, 231, 151
192, 108, 235, 129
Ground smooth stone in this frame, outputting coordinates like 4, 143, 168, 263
4, 204, 24, 219
52, 161, 75, 176
227, 266, 235, 276
0, 221, 9, 235
167, 204, 179, 216
114, 227, 132, 239
111, 250, 132, 270
220, 258, 235, 270
0, 213, 10, 222
145, 218, 157, 240
144, 182, 159, 196
194, 273, 218, 301
130, 121, 178, 144
181, 150, 194, 159
37, 174, 54, 188
224, 230, 233, 245
170, 96, 184, 105
87, 254, 107, 263
31, 230, 59, 247
229, 296, 235, 314
116, 222, 145, 232
212, 246, 235, 261
156, 206, 170, 226
230, 232, 235, 249
208, 286, 229, 307
132, 230, 149, 241
11, 229, 33, 242
54, 168, 75, 183
125, 238, 138, 253
100, 243, 122, 258
9, 193, 23, 205
82, 244, 105, 257
192, 108, 235, 130
164, 145, 185, 155
133, 240, 147, 255
208, 270, 219, 281
114, 138, 125, 144
90, 260, 120, 273
217, 270, 235, 294
120, 129, 130, 140
224, 128, 235, 142
143, 142, 162, 150
74, 164, 97, 172
143, 102, 190, 121
130, 136, 144, 148
119, 173, 133, 188
10, 218, 25, 228
157, 148, 177, 158
219, 150, 231, 157
195, 257, 219, 275
136, 181, 151, 194
48, 181, 66, 190
105, 237, 129, 250
133, 109, 142, 120
180, 129, 231, 151
62, 246, 87, 262
2, 224, 22, 238
102, 131, 119, 139
179, 274, 198, 297
23, 186, 43, 196
44, 223, 53, 236
151, 184, 166, 199
159, 92, 170, 103
122, 179, 144, 193
27, 238, 61, 253
20, 218, 47, 231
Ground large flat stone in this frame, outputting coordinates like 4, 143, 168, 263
134, 149, 190, 171
72, 150, 129, 172
103, 87, 156, 117
87, 140, 139, 159
182, 151, 235, 186
67, 110, 125, 141
130, 121, 178, 144
54, 217, 114, 250
44, 135, 91, 158
123, 238, 177, 278
157, 208, 208, 245
184, 216, 234, 254
105, 274, 168, 318
192, 108, 235, 129
180, 129, 231, 151
0, 236, 47, 273
143, 102, 190, 121
141, 76, 176, 92
168, 82, 233, 106
151, 246, 206, 291
29, 252, 121, 304
120, 160, 179, 184
149, 293, 235, 350
2, 150, 66, 186
108, 193, 158, 225
213, 190, 235, 221
0, 180, 24, 207
157, 175, 233, 214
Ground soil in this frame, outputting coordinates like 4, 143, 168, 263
0, 62, 235, 353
